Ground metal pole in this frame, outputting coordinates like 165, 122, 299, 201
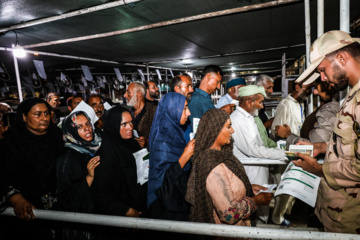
317, 0, 324, 37
0, 47, 119, 64
0, 0, 142, 33
339, 0, 350, 102
124, 62, 187, 72
340, 0, 350, 32
316, 0, 324, 108
23, 0, 302, 49
304, 0, 313, 116
304, 0, 311, 68
282, 53, 286, 98
2, 208, 359, 240
146, 63, 150, 82
12, 44, 23, 102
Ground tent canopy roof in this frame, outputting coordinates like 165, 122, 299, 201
1, 0, 360, 79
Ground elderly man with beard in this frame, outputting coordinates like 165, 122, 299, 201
230, 85, 287, 224
124, 81, 157, 148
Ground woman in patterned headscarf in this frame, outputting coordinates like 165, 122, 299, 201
185, 108, 272, 226
56, 110, 102, 239
56, 110, 102, 213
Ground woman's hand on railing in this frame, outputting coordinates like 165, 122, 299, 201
8, 193, 36, 220
125, 207, 142, 217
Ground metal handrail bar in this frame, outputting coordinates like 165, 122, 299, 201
239, 158, 288, 165
1, 208, 359, 240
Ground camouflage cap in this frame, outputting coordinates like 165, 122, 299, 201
296, 30, 360, 85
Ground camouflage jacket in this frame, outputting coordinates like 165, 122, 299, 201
316, 80, 360, 234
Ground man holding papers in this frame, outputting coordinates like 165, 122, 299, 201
293, 30, 360, 234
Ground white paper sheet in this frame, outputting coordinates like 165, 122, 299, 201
193, 117, 200, 134
104, 102, 112, 110
71, 100, 99, 125
274, 162, 320, 207
256, 184, 277, 195
133, 148, 150, 185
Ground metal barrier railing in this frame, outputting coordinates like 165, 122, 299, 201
238, 158, 288, 165
1, 208, 359, 240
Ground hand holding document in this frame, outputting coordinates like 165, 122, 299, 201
285, 144, 313, 160
274, 162, 320, 207
255, 184, 277, 196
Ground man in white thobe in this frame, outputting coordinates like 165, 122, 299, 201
231, 85, 287, 224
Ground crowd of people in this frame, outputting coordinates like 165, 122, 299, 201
0, 30, 359, 239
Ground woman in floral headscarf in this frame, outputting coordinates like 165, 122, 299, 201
56, 110, 102, 213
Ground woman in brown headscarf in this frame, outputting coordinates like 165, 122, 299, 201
185, 108, 272, 226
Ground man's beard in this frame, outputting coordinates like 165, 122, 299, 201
150, 91, 159, 99
186, 93, 192, 101
250, 106, 259, 117
127, 94, 137, 106
179, 89, 192, 101
331, 63, 349, 91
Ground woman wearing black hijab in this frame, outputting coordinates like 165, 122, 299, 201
91, 105, 147, 217
0, 97, 64, 239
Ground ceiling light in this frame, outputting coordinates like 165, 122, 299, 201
13, 44, 26, 58
12, 31, 26, 58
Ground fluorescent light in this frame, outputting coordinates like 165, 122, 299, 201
13, 43, 26, 58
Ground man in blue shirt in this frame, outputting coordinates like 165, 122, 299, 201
188, 65, 223, 134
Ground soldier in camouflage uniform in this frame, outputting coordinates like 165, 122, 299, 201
293, 30, 360, 234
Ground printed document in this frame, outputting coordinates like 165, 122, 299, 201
133, 148, 150, 185
274, 162, 320, 207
